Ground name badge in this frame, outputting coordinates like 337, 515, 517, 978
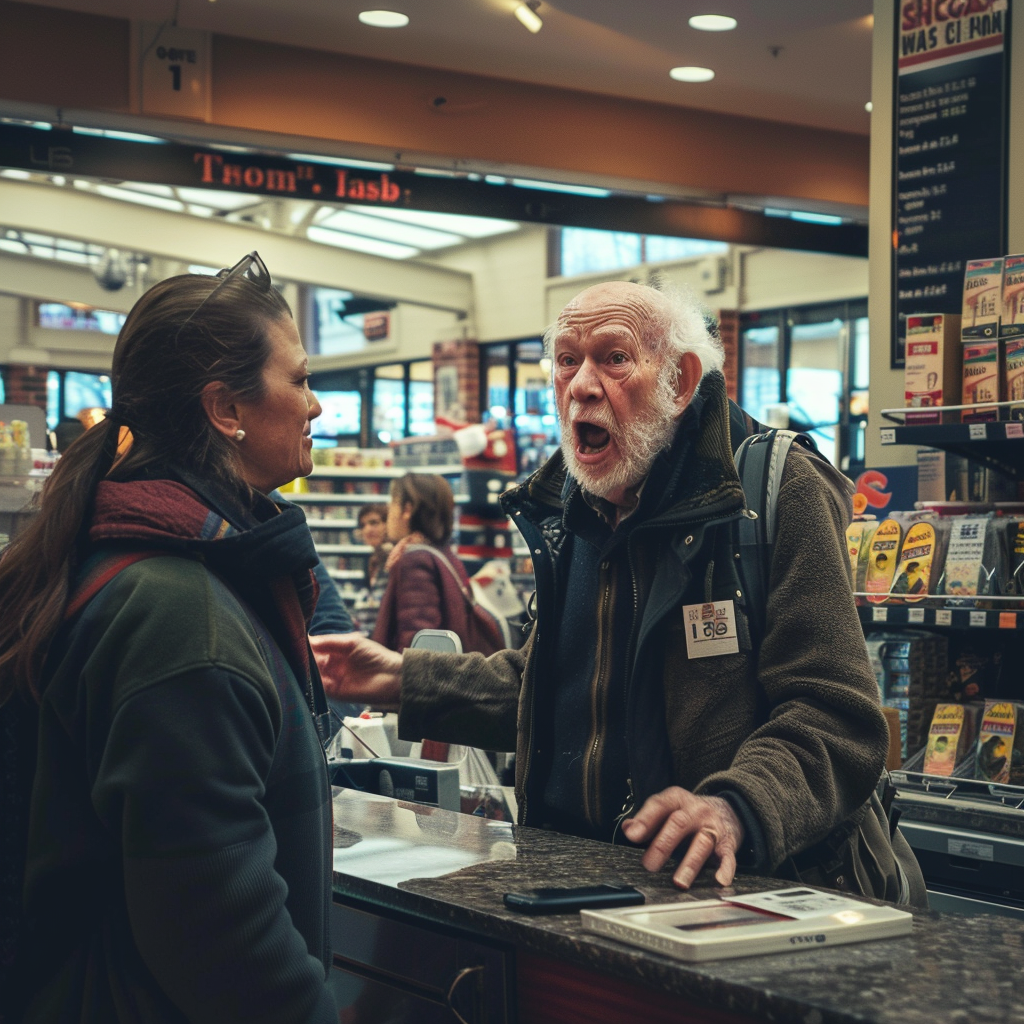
682, 600, 739, 659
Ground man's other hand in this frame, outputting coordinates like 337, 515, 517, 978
310, 633, 402, 710
621, 789, 745, 889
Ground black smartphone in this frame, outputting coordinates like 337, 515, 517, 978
502, 883, 644, 914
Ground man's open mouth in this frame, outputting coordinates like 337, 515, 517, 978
575, 421, 611, 455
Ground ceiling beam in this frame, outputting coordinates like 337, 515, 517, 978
0, 249, 136, 311
0, 180, 473, 313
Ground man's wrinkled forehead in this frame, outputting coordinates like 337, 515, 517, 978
553, 287, 664, 345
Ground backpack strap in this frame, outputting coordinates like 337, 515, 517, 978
64, 550, 165, 620
733, 429, 817, 645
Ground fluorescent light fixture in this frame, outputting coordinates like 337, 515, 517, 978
358, 10, 409, 28
173, 186, 261, 210
688, 14, 737, 31
285, 152, 394, 172
355, 206, 518, 238
764, 207, 844, 226
515, 2, 543, 33
93, 184, 184, 212
865, 101, 873, 112
315, 207, 462, 249
71, 127, 167, 144
510, 178, 611, 197
790, 211, 844, 225
484, 175, 508, 186
670, 66, 715, 82
307, 224, 419, 259
0, 168, 31, 180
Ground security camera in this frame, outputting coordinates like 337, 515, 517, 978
93, 248, 130, 291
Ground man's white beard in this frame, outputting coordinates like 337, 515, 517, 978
560, 378, 680, 500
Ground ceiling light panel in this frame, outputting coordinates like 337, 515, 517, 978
515, 2, 542, 33
669, 66, 715, 83
307, 224, 419, 259
315, 208, 462, 249
688, 15, 737, 31
352, 207, 519, 239
358, 10, 409, 28
92, 184, 186, 212
174, 186, 264, 210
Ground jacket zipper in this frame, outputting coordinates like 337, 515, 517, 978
582, 562, 615, 829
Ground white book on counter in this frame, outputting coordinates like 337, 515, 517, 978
580, 887, 913, 963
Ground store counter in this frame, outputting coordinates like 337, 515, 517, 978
329, 788, 1024, 1024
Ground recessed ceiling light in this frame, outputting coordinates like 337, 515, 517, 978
670, 66, 715, 83
358, 10, 409, 28
688, 14, 737, 31
515, 2, 543, 33
865, 101, 873, 112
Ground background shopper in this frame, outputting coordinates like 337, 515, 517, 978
0, 253, 337, 1023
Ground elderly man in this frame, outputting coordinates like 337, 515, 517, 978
314, 281, 899, 896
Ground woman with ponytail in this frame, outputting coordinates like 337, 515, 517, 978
0, 254, 339, 1024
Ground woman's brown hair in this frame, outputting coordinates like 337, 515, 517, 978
0, 271, 291, 707
391, 473, 454, 547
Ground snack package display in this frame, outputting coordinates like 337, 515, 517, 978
962, 257, 1003, 340
922, 703, 982, 776
864, 519, 903, 604
1005, 337, 1024, 419
999, 517, 1024, 597
975, 701, 1024, 785
847, 519, 878, 592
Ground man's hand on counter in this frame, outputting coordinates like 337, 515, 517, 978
621, 789, 745, 890
311, 633, 402, 711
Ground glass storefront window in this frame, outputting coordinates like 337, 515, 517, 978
787, 318, 844, 466
483, 346, 511, 431
740, 325, 781, 424
311, 390, 361, 441
408, 361, 435, 436
372, 364, 405, 444
64, 371, 113, 420
37, 302, 126, 335
513, 341, 559, 476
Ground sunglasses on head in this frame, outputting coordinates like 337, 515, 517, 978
175, 251, 272, 342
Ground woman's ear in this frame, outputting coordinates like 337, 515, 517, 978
673, 351, 703, 418
200, 381, 242, 440
402, 501, 414, 525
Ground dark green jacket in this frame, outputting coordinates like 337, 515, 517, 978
399, 372, 889, 873
17, 478, 336, 1024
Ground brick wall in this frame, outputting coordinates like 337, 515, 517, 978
2, 365, 48, 413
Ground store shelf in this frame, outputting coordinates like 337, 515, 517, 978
879, 409, 1024, 478
315, 544, 372, 555
326, 568, 365, 581
303, 517, 357, 529
858, 602, 1024, 630
308, 464, 462, 479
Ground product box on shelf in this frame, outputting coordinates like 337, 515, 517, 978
976, 700, 1024, 785
962, 257, 1003, 339
922, 703, 982, 776
960, 338, 1001, 421
903, 313, 962, 424
1004, 337, 1024, 418
1000, 254, 1024, 339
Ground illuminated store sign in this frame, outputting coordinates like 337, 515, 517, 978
0, 122, 867, 257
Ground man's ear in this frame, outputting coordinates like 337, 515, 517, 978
673, 351, 703, 417
201, 381, 242, 440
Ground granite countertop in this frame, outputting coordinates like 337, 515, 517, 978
331, 789, 1024, 1024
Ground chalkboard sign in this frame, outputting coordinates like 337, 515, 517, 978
891, 0, 1010, 368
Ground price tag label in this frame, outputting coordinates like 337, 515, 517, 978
1006, 422, 1024, 439
969, 423, 987, 440
999, 612, 1017, 629
880, 428, 896, 445
935, 609, 952, 625
908, 608, 925, 623
682, 600, 739, 659
969, 610, 987, 627
872, 607, 888, 622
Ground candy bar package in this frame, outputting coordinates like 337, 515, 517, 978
864, 518, 903, 604
847, 519, 878, 592
995, 516, 1024, 599
1000, 254, 1024, 340
975, 701, 1024, 785
903, 313, 962, 424
890, 517, 949, 603
960, 339, 1001, 422
922, 703, 983, 777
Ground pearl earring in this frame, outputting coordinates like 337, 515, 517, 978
234, 429, 246, 441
